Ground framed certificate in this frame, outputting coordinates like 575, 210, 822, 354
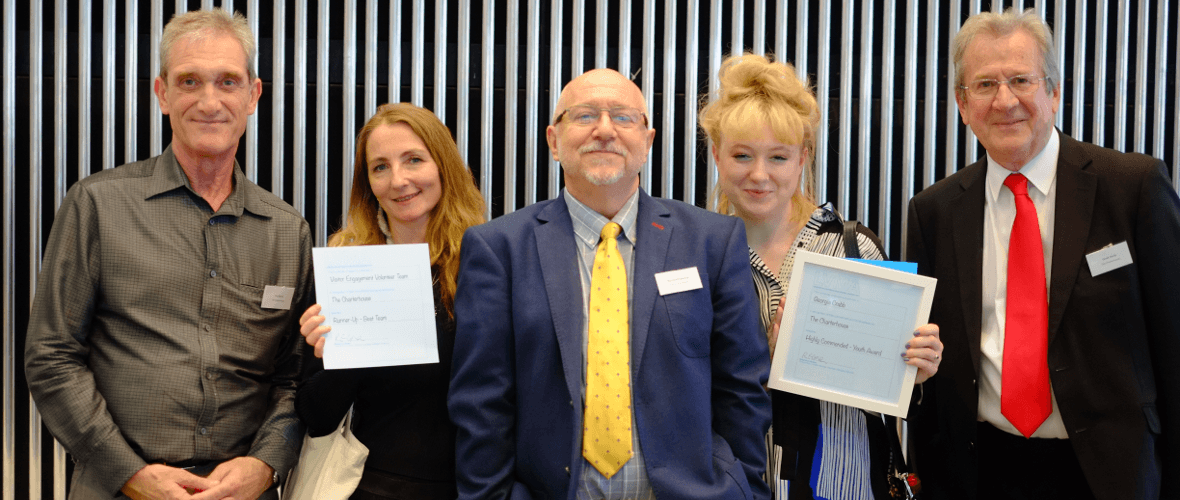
768, 250, 937, 418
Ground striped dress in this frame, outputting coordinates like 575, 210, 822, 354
751, 203, 888, 500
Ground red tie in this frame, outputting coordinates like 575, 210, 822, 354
1001, 173, 1051, 438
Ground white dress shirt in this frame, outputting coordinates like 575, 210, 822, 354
978, 131, 1070, 439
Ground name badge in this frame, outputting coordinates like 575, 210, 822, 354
1084, 241, 1133, 277
261, 285, 295, 310
654, 267, 703, 296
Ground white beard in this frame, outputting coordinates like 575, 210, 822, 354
582, 164, 626, 186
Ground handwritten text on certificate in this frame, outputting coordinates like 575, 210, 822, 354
312, 244, 438, 369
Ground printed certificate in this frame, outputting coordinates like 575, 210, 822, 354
768, 250, 936, 417
312, 244, 439, 369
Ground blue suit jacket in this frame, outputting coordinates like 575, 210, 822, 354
449, 189, 772, 500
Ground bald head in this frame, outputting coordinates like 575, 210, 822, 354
552, 69, 649, 124
546, 68, 656, 218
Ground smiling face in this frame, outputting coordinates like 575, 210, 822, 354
546, 69, 656, 199
154, 32, 261, 162
956, 29, 1060, 171
366, 122, 442, 243
714, 124, 806, 224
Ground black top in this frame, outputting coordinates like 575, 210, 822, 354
296, 269, 456, 482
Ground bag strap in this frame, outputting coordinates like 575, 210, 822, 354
342, 405, 356, 436
842, 220, 862, 259
847, 223, 920, 498
884, 414, 920, 498
882, 415, 907, 472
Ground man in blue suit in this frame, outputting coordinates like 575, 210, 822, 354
449, 68, 772, 499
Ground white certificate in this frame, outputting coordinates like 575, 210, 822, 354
312, 244, 439, 369
768, 250, 936, 418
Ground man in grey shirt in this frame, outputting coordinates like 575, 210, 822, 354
24, 9, 311, 500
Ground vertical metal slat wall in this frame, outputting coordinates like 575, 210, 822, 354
3, 0, 1178, 497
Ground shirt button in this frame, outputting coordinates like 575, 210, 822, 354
199, 427, 208, 435
209, 219, 216, 225
205, 371, 214, 380
203, 324, 210, 332
210, 269, 217, 278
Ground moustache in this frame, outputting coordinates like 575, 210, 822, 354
578, 142, 628, 157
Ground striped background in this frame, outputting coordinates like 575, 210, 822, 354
3, 0, 1177, 497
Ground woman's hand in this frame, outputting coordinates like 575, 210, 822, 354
905, 323, 942, 384
300, 304, 331, 359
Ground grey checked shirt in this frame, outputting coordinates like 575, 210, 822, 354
24, 147, 313, 498
565, 189, 656, 500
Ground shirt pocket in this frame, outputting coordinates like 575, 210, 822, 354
219, 281, 290, 357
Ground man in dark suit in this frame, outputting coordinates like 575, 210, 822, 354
906, 8, 1180, 500
448, 68, 771, 499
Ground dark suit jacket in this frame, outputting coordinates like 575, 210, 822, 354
449, 189, 772, 500
906, 131, 1180, 499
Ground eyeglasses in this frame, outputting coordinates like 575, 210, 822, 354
958, 75, 1047, 100
554, 105, 648, 129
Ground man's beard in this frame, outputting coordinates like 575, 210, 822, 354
577, 141, 629, 186
582, 164, 627, 186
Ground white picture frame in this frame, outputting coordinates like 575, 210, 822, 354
768, 250, 937, 418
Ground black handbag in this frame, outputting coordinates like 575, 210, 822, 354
842, 220, 921, 500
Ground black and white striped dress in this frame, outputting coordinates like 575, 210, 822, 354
751, 203, 887, 500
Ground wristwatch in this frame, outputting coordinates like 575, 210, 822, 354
269, 467, 281, 489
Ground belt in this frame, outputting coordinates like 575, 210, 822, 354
167, 459, 229, 477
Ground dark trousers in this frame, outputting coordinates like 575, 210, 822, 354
976, 421, 1096, 500
349, 467, 457, 500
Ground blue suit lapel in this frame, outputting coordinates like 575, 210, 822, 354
534, 197, 587, 404
630, 191, 672, 375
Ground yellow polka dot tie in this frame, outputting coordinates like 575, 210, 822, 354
583, 222, 633, 478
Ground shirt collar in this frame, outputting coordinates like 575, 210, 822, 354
986, 128, 1060, 200
147, 145, 270, 218
563, 188, 640, 249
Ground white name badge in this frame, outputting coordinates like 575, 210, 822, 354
1085, 241, 1133, 277
261, 285, 295, 310
654, 267, 703, 296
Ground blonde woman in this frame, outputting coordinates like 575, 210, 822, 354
296, 103, 485, 499
701, 53, 942, 500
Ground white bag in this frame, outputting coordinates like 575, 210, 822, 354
284, 406, 369, 500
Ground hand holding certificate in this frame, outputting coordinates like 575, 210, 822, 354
768, 250, 937, 417
312, 244, 439, 369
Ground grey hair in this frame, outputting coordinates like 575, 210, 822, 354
159, 9, 256, 80
952, 7, 1059, 98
